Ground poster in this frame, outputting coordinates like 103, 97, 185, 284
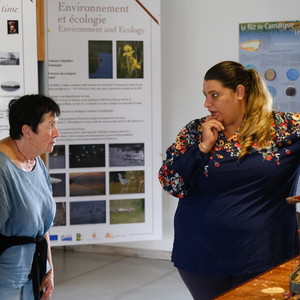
239, 20, 300, 203
239, 20, 300, 112
46, 0, 161, 245
0, 0, 38, 139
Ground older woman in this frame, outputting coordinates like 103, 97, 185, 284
0, 94, 60, 300
158, 61, 300, 299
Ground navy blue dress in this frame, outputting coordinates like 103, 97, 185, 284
158, 112, 300, 276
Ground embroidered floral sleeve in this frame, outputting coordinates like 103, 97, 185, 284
158, 119, 205, 198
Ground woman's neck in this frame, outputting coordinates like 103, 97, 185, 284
222, 124, 240, 139
222, 113, 245, 138
12, 138, 36, 171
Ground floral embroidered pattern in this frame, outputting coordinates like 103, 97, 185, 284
158, 112, 300, 198
158, 120, 202, 198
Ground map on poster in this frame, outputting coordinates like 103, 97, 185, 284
0, 0, 38, 139
46, 0, 162, 246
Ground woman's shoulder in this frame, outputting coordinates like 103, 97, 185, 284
0, 152, 9, 163
273, 111, 300, 135
186, 117, 205, 126
0, 151, 14, 177
0, 138, 12, 164
0, 137, 12, 155
181, 118, 204, 132
274, 111, 300, 124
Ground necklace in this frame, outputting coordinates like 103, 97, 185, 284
13, 139, 35, 165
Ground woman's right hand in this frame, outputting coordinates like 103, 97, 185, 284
286, 195, 300, 204
199, 115, 224, 152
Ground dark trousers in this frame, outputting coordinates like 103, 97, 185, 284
178, 268, 261, 300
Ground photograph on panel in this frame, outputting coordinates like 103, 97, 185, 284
110, 198, 145, 224
69, 144, 105, 168
50, 173, 66, 197
0, 81, 20, 92
70, 200, 106, 225
53, 202, 66, 226
117, 41, 143, 78
69, 172, 105, 196
7, 20, 19, 34
49, 145, 65, 169
0, 52, 19, 65
109, 170, 144, 194
109, 143, 144, 167
88, 40, 113, 78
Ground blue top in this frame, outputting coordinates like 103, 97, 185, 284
158, 112, 300, 276
0, 152, 55, 287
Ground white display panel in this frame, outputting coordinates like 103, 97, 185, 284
46, 0, 162, 246
0, 0, 38, 139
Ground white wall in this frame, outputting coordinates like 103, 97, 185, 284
107, 0, 300, 253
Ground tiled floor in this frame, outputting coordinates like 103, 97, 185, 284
51, 248, 193, 300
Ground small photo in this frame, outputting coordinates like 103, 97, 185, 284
109, 170, 144, 194
110, 198, 145, 224
49, 145, 65, 169
69, 144, 105, 168
0, 81, 20, 92
70, 172, 105, 196
53, 202, 66, 226
50, 173, 66, 197
7, 20, 18, 34
117, 41, 143, 78
0, 52, 19, 65
89, 40, 113, 78
109, 143, 144, 167
70, 200, 106, 225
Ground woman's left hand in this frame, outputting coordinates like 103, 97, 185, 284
40, 269, 54, 300
286, 195, 300, 204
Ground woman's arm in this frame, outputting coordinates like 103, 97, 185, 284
158, 119, 210, 198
